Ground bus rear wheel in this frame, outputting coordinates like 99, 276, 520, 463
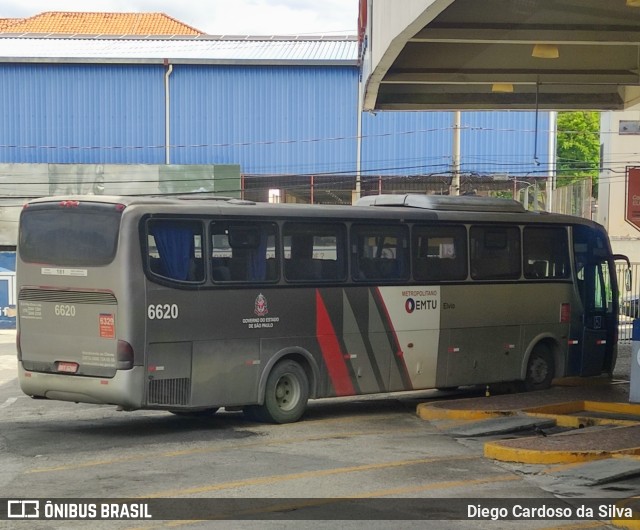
246, 360, 309, 424
523, 344, 554, 391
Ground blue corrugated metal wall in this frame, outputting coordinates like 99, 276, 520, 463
170, 65, 357, 174
462, 112, 549, 176
362, 111, 453, 176
0, 64, 165, 164
361, 111, 549, 177
0, 62, 549, 176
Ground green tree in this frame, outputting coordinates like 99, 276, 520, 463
556, 111, 600, 193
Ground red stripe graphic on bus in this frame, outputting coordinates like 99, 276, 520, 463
372, 287, 413, 390
316, 289, 355, 396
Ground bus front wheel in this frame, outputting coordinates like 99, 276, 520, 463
523, 344, 555, 391
247, 360, 309, 424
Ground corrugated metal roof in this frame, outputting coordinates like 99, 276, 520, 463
0, 35, 358, 64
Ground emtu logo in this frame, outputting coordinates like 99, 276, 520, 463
405, 298, 416, 313
405, 297, 438, 313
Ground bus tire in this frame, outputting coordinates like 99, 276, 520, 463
250, 360, 309, 424
523, 344, 554, 391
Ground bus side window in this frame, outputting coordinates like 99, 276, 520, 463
413, 225, 467, 281
470, 225, 520, 280
283, 223, 345, 282
147, 220, 204, 283
211, 221, 278, 283
352, 224, 409, 281
523, 227, 570, 279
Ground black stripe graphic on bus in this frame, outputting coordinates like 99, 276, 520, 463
343, 287, 386, 392
371, 287, 413, 391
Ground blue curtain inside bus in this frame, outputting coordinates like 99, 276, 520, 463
248, 230, 268, 281
151, 223, 194, 281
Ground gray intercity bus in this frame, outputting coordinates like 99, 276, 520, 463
15, 194, 629, 423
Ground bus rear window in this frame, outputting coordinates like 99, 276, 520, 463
19, 203, 122, 266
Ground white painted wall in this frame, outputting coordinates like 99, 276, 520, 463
599, 110, 640, 261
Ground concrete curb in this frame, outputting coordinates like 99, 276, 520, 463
524, 401, 640, 428
614, 497, 640, 530
417, 399, 640, 465
417, 392, 640, 530
483, 428, 640, 465
416, 403, 519, 421
417, 399, 640, 425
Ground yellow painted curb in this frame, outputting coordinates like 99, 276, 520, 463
612, 518, 640, 529
418, 398, 640, 464
613, 497, 640, 530
523, 400, 640, 417
416, 402, 518, 421
583, 401, 640, 416
418, 400, 640, 425
526, 412, 637, 428
483, 442, 613, 465
484, 440, 640, 465
523, 401, 640, 427
614, 453, 640, 461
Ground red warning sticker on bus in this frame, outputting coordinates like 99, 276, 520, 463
99, 313, 115, 339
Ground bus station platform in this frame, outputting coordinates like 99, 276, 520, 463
417, 378, 640, 465
417, 378, 640, 528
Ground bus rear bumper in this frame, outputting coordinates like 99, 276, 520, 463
18, 364, 145, 410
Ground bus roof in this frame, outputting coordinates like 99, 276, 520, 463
24, 194, 601, 229
355, 194, 527, 213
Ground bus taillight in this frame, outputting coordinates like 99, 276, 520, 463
116, 340, 134, 370
560, 303, 571, 323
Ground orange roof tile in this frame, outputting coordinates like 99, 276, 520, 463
0, 18, 22, 31
0, 11, 203, 35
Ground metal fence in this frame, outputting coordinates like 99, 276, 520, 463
549, 178, 594, 219
242, 174, 594, 219
617, 263, 640, 341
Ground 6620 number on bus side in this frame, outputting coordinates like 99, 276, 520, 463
147, 303, 179, 320
54, 304, 76, 317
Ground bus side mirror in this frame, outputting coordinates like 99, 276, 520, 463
613, 254, 632, 292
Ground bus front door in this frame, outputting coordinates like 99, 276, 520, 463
579, 259, 615, 377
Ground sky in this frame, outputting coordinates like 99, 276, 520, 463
1, 0, 359, 36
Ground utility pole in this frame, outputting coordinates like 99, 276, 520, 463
451, 111, 461, 195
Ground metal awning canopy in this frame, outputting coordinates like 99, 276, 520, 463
360, 0, 640, 111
